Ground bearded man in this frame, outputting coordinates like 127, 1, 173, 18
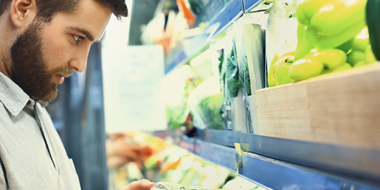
0, 0, 155, 189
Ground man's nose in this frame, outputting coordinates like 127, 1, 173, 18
69, 49, 89, 73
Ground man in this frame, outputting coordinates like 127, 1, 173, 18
0, 0, 155, 189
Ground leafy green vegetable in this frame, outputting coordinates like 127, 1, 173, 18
197, 93, 224, 130
218, 52, 225, 92
226, 49, 242, 98
166, 107, 188, 129
239, 57, 251, 96
218, 52, 224, 75
166, 79, 201, 129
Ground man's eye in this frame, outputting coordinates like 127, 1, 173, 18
74, 35, 84, 43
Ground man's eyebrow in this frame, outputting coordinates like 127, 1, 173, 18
69, 27, 99, 42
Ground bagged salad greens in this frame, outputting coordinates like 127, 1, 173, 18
163, 66, 201, 129
225, 45, 242, 98
188, 76, 225, 130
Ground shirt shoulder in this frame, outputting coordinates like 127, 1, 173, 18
0, 72, 29, 116
0, 100, 16, 126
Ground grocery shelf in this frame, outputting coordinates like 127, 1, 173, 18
241, 152, 379, 190
196, 129, 240, 148
164, 0, 244, 74
194, 129, 380, 182
161, 0, 380, 189
240, 130, 380, 183
178, 135, 237, 173
178, 135, 380, 190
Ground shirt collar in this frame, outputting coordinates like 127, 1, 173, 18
0, 72, 30, 116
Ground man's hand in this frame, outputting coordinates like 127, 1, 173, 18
106, 135, 153, 169
121, 179, 155, 190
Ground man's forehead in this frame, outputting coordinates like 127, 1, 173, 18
55, 0, 112, 41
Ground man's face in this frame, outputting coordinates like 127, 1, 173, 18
9, 0, 112, 102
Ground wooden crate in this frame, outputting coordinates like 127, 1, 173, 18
255, 64, 380, 149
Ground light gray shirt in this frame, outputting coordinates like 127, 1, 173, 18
0, 72, 81, 190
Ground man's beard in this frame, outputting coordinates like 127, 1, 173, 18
9, 20, 72, 102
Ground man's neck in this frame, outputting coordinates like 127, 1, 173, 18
0, 13, 15, 78
0, 58, 11, 78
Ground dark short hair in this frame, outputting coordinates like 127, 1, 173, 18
0, 0, 128, 22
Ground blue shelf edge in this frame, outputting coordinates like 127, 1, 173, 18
196, 129, 240, 148
240, 133, 380, 184
243, 0, 265, 13
179, 136, 237, 173
165, 0, 244, 74
177, 135, 380, 190
241, 152, 379, 190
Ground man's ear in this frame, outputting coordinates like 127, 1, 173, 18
10, 0, 37, 28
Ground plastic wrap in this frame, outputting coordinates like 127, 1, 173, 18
188, 76, 225, 130
225, 43, 242, 98
266, 1, 298, 77
164, 66, 199, 129
235, 11, 268, 133
218, 32, 242, 130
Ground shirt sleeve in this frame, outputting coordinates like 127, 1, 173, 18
0, 158, 6, 188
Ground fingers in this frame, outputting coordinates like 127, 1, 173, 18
121, 179, 155, 190
106, 136, 154, 169
107, 156, 129, 170
109, 140, 142, 158
139, 146, 153, 159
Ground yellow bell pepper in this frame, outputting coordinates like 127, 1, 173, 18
289, 57, 324, 82
272, 55, 295, 86
296, 0, 367, 49
308, 49, 347, 70
352, 27, 370, 52
289, 49, 346, 81
268, 44, 296, 87
347, 51, 365, 66
322, 63, 352, 74
295, 24, 314, 60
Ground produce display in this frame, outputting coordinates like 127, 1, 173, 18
268, 0, 378, 87
108, 131, 266, 190
113, 1, 380, 189
154, 146, 263, 190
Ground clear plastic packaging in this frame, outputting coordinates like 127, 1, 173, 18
151, 182, 222, 190
187, 76, 225, 130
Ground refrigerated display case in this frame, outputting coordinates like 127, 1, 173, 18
150, 0, 380, 189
